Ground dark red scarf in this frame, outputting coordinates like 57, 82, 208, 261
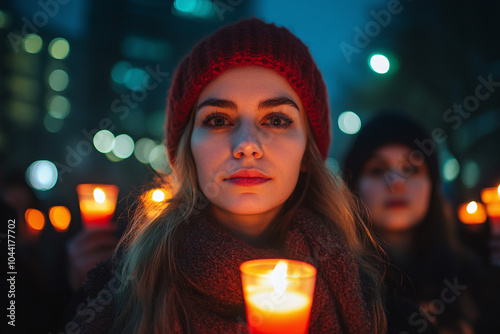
70, 207, 372, 333
175, 207, 372, 333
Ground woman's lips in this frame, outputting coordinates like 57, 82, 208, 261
385, 199, 409, 208
226, 177, 270, 186
224, 169, 271, 186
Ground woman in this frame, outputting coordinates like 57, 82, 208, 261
343, 111, 483, 333
67, 18, 386, 333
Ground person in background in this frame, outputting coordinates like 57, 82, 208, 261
62, 18, 389, 334
343, 110, 488, 334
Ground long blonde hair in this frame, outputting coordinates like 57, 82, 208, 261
110, 108, 387, 333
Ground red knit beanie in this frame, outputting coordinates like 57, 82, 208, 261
166, 18, 331, 165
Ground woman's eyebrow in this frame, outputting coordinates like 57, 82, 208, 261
196, 97, 300, 112
259, 97, 299, 112
196, 98, 237, 112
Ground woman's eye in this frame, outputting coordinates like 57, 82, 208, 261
264, 113, 294, 129
202, 113, 231, 128
270, 117, 282, 126
366, 166, 385, 176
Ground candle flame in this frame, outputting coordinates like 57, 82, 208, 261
497, 185, 500, 196
467, 201, 478, 214
93, 187, 106, 203
270, 260, 288, 295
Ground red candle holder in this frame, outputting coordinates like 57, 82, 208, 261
240, 259, 316, 334
76, 184, 119, 229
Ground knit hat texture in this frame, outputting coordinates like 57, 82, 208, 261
342, 110, 441, 191
165, 18, 331, 165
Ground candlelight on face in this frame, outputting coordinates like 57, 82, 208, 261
240, 259, 316, 334
76, 184, 119, 229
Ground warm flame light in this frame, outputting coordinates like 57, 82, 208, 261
270, 261, 288, 295
49, 206, 71, 231
93, 187, 106, 203
152, 189, 166, 202
481, 185, 500, 203
25, 208, 45, 231
458, 201, 486, 225
240, 259, 316, 334
467, 201, 478, 214
77, 184, 119, 229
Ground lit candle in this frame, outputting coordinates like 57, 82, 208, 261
458, 201, 486, 232
480, 185, 500, 203
240, 259, 316, 334
76, 184, 119, 229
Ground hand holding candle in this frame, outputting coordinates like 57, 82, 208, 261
240, 259, 316, 334
76, 184, 119, 229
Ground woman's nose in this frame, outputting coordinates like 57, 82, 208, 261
386, 171, 406, 192
232, 123, 263, 159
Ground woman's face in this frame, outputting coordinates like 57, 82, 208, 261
357, 144, 432, 232
191, 66, 307, 230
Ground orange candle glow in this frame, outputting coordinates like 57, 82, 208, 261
240, 259, 316, 334
49, 206, 71, 232
76, 184, 119, 229
25, 208, 45, 232
458, 201, 487, 225
481, 185, 500, 203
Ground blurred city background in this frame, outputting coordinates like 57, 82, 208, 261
0, 0, 499, 330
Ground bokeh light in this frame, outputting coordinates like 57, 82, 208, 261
111, 61, 132, 84
172, 0, 213, 17
105, 151, 123, 162
49, 206, 71, 231
461, 161, 480, 188
326, 157, 340, 174
49, 37, 70, 59
47, 95, 71, 119
134, 138, 156, 164
149, 144, 169, 172
25, 208, 45, 231
44, 114, 64, 133
338, 111, 361, 135
0, 10, 10, 28
48, 69, 69, 91
369, 54, 390, 74
152, 189, 166, 202
93, 130, 115, 153
467, 201, 478, 214
443, 158, 460, 181
174, 0, 197, 13
123, 68, 148, 90
112, 134, 134, 159
26, 160, 58, 191
22, 34, 43, 54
